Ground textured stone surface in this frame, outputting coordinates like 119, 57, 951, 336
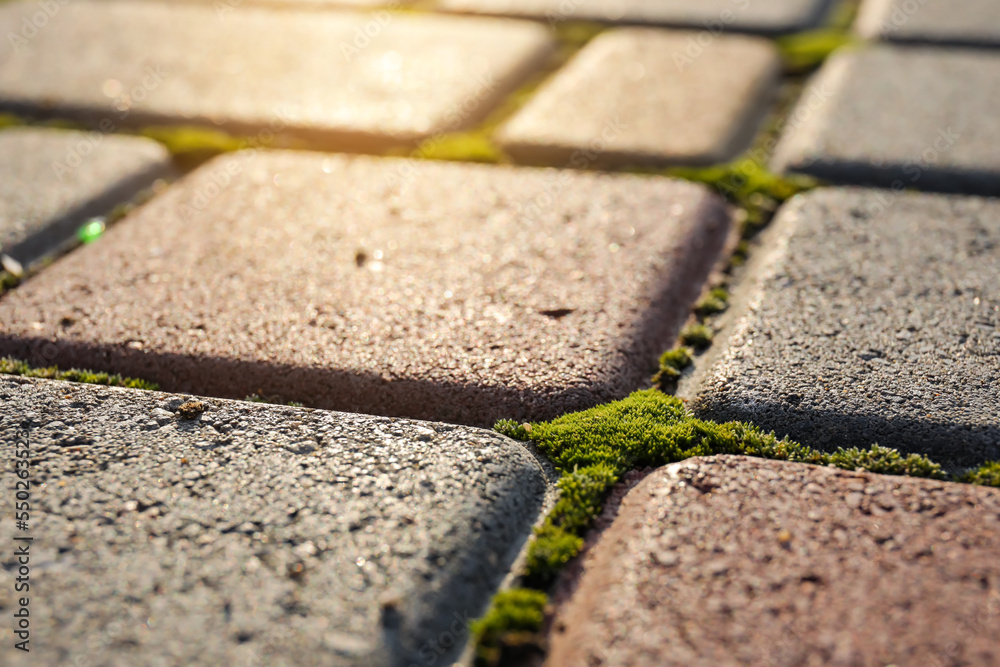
0, 0, 553, 151
0, 376, 546, 666
496, 29, 780, 168
437, 0, 835, 34
688, 188, 1000, 468
549, 456, 1000, 667
0, 152, 730, 426
772, 46, 1000, 196
856, 0, 1000, 47
0, 127, 171, 267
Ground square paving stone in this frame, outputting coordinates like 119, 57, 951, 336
0, 0, 553, 152
495, 29, 781, 168
436, 0, 835, 34
549, 456, 1000, 667
0, 127, 171, 269
0, 152, 731, 426
688, 188, 1000, 468
0, 376, 547, 666
771, 45, 1000, 197
856, 0, 1000, 48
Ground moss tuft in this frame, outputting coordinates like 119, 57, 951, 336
412, 131, 504, 164
472, 588, 548, 667
826, 444, 945, 479
695, 288, 730, 317
777, 30, 857, 74
0, 357, 158, 390
960, 461, 1000, 488
680, 323, 714, 350
0, 113, 25, 130
652, 346, 693, 392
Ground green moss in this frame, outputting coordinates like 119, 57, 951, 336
960, 461, 1000, 488
826, 444, 945, 479
412, 131, 504, 164
472, 589, 548, 667
652, 346, 693, 392
0, 357, 158, 390
0, 113, 25, 130
777, 30, 857, 74
695, 288, 730, 317
0, 271, 20, 293
679, 323, 714, 350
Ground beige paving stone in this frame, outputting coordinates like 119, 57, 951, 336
856, 0, 1000, 48
496, 29, 781, 168
0, 0, 553, 151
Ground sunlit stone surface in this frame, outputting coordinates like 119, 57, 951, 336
496, 29, 781, 168
0, 152, 730, 425
0, 0, 554, 150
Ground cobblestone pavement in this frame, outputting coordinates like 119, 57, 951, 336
0, 0, 998, 664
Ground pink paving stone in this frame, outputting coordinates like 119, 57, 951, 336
549, 456, 1000, 667
0, 0, 553, 151
0, 152, 730, 425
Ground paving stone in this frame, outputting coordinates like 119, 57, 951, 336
687, 188, 1000, 468
496, 29, 781, 168
0, 0, 553, 151
856, 0, 1000, 48
0, 376, 547, 666
549, 456, 1000, 667
0, 151, 730, 426
436, 0, 835, 34
771, 46, 1000, 197
0, 127, 171, 269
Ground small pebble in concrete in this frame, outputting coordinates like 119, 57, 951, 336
549, 456, 1000, 667
856, 0, 1000, 48
689, 187, 1000, 468
772, 45, 1000, 196
0, 151, 730, 426
436, 0, 835, 34
496, 28, 781, 168
0, 376, 546, 666
0, 0, 553, 151
0, 127, 170, 268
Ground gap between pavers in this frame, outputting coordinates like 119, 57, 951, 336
548, 455, 1000, 666
0, 151, 731, 426
0, 375, 547, 666
0, 127, 172, 269
0, 0, 554, 152
685, 187, 1000, 469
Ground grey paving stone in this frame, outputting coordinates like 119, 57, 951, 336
0, 0, 553, 151
496, 29, 780, 168
856, 0, 1000, 48
0, 127, 171, 269
436, 0, 835, 34
0, 151, 730, 426
687, 188, 1000, 468
771, 46, 1000, 197
0, 376, 546, 666
549, 456, 1000, 667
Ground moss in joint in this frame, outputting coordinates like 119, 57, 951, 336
695, 287, 730, 317
483, 390, 951, 663
471, 588, 548, 667
652, 346, 693, 393
0, 356, 159, 390
679, 323, 714, 350
960, 461, 1000, 488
